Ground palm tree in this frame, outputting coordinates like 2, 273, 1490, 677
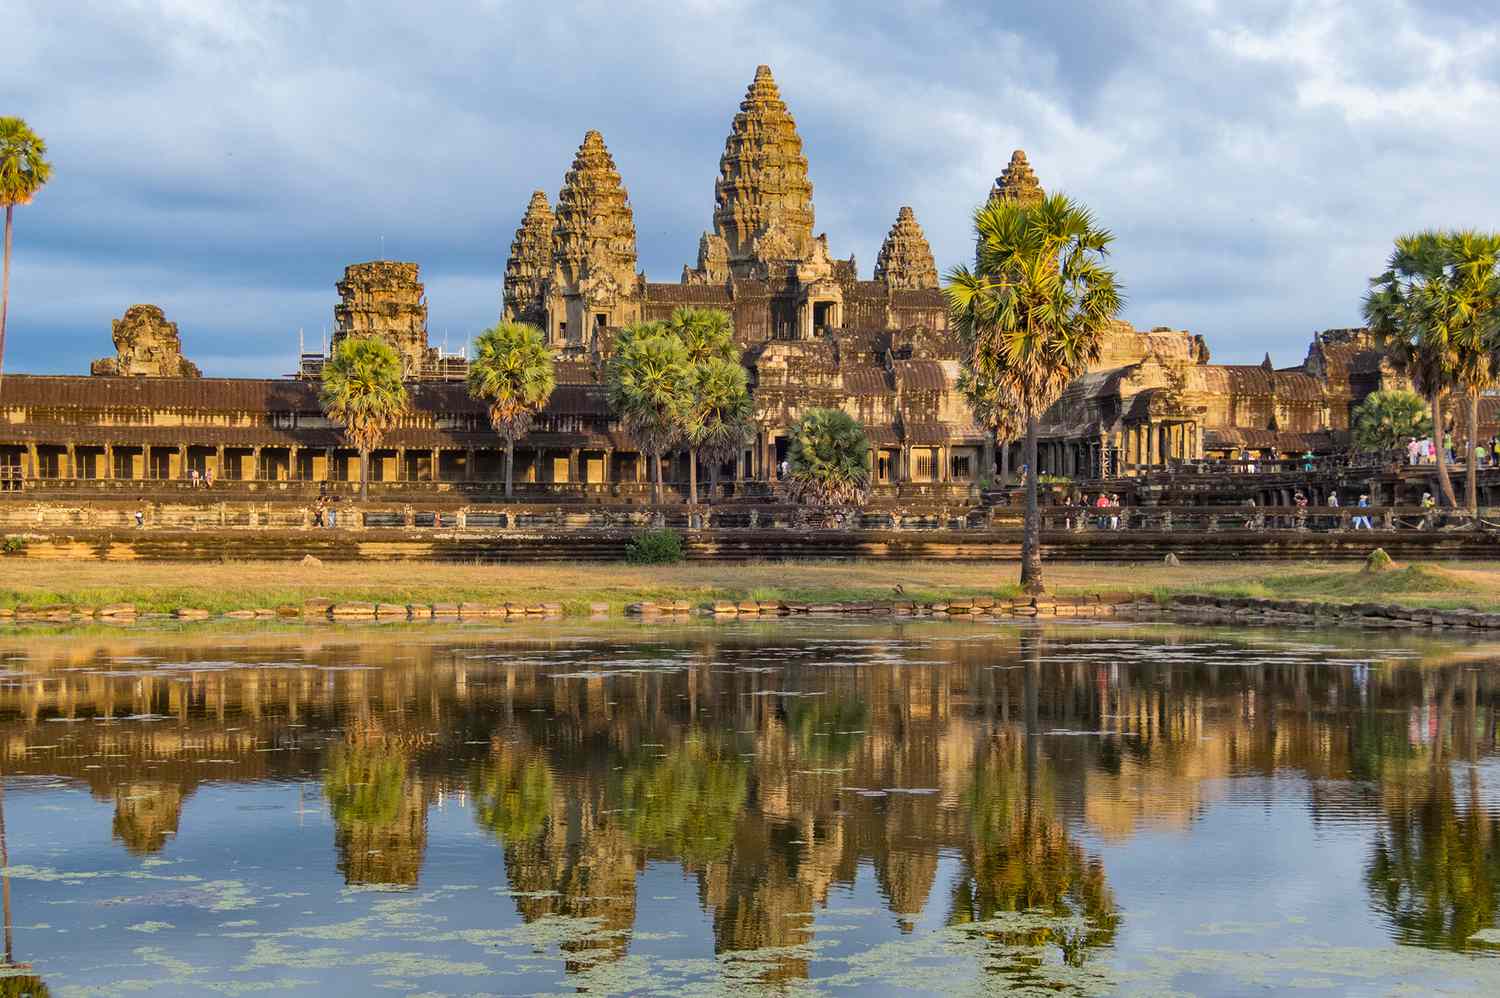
691, 357, 754, 504
785, 407, 871, 521
319, 335, 409, 501
1365, 233, 1462, 508
1435, 231, 1500, 514
667, 306, 738, 503
0, 118, 53, 391
605, 322, 693, 504
946, 192, 1123, 594
467, 321, 555, 499
1351, 390, 1432, 456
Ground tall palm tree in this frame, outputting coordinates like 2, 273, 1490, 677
1435, 231, 1500, 515
1365, 233, 1466, 508
691, 357, 754, 504
605, 322, 693, 505
785, 407, 871, 520
667, 306, 738, 503
467, 321, 555, 499
319, 336, 409, 501
946, 192, 1123, 594
0, 118, 53, 393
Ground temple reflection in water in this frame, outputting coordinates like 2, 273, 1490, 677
0, 621, 1496, 990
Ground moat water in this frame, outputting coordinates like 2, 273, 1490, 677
0, 618, 1497, 996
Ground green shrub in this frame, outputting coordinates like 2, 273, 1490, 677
1, 536, 25, 554
626, 528, 684, 565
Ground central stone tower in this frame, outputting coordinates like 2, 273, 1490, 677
545, 130, 641, 348
695, 65, 817, 281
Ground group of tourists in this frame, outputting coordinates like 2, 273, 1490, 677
1406, 435, 1499, 467
187, 467, 214, 488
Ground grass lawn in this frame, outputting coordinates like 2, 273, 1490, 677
1, 558, 1496, 615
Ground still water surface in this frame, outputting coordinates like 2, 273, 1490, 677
0, 619, 1497, 996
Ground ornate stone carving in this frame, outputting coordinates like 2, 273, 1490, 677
331, 261, 434, 377
503, 190, 554, 325
874, 207, 939, 290
551, 130, 638, 295
91, 304, 201, 377
710, 65, 815, 278
681, 232, 729, 285
989, 149, 1044, 207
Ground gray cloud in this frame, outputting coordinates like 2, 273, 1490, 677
2, 0, 1497, 375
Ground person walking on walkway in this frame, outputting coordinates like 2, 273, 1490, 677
1353, 493, 1372, 530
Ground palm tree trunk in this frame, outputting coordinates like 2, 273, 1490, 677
504, 438, 514, 500
1432, 390, 1458, 507
360, 446, 369, 502
999, 439, 1009, 484
689, 445, 699, 505
709, 460, 719, 507
1466, 390, 1479, 516
651, 448, 661, 505
1020, 414, 1044, 594
0, 204, 12, 390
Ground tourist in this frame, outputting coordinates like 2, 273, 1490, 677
1302, 450, 1314, 472
1354, 493, 1372, 530
1421, 491, 1435, 509
1476, 442, 1488, 470
205, 468, 214, 488
189, 467, 200, 488
1294, 490, 1307, 509
1109, 493, 1120, 530
134, 500, 145, 528
313, 496, 325, 528
327, 496, 338, 529
1327, 492, 1339, 508
1406, 438, 1420, 465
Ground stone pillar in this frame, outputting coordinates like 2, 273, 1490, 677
288, 446, 299, 482
568, 448, 580, 485
395, 447, 406, 482
603, 449, 613, 484
252, 446, 262, 482
214, 445, 225, 481
1145, 423, 1157, 469
430, 448, 440, 482
324, 448, 334, 483
104, 444, 114, 480
465, 448, 476, 482
178, 443, 188, 480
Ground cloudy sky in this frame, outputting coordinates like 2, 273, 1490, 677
3, 0, 1497, 376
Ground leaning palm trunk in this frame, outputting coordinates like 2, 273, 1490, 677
688, 445, 698, 504
504, 437, 515, 499
1020, 414, 1043, 594
1431, 390, 1458, 508
0, 204, 11, 390
359, 445, 370, 502
650, 448, 662, 505
1466, 391, 1479, 516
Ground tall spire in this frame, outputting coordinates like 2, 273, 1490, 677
989, 149, 1044, 206
874, 207, 939, 290
552, 130, 638, 295
711, 65, 816, 278
503, 190, 554, 325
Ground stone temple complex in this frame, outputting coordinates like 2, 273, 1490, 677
0, 64, 1475, 497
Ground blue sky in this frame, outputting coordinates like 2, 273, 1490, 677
3, 0, 1497, 376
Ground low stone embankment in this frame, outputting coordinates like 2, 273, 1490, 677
4, 525, 1499, 562
1163, 593, 1500, 631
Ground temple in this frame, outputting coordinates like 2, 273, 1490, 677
0, 64, 1445, 496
